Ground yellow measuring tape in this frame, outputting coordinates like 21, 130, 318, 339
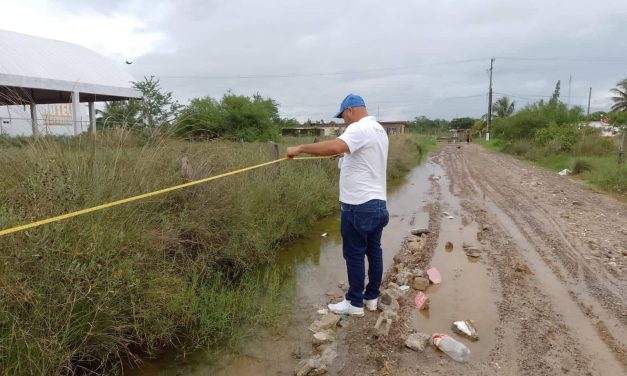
0, 155, 333, 237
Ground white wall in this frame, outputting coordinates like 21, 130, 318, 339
0, 103, 90, 136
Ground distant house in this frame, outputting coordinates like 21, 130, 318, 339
379, 121, 406, 135
282, 119, 407, 138
579, 120, 621, 137
281, 127, 324, 137
316, 121, 344, 137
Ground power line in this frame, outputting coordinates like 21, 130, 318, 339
157, 58, 487, 80
495, 56, 627, 63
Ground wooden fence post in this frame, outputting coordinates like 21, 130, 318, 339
268, 141, 280, 175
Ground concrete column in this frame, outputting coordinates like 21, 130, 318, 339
88, 101, 96, 136
30, 103, 39, 138
71, 91, 80, 135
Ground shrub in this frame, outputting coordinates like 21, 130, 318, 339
572, 159, 593, 174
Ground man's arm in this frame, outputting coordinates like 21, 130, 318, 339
286, 139, 349, 158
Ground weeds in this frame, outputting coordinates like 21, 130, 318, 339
0, 131, 431, 374
479, 135, 626, 195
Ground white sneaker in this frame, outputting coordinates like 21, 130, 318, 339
328, 299, 364, 317
364, 298, 378, 311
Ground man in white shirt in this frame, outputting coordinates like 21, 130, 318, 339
286, 94, 389, 317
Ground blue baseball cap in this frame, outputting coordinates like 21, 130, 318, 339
334, 94, 366, 118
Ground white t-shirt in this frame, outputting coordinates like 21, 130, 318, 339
337, 116, 389, 205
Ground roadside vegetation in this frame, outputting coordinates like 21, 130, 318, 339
476, 79, 627, 196
0, 97, 433, 375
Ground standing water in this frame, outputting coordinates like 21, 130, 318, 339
126, 161, 440, 375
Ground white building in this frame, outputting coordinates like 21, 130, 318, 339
580, 121, 621, 137
0, 29, 141, 137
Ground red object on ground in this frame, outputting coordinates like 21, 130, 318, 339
427, 267, 442, 284
415, 291, 428, 309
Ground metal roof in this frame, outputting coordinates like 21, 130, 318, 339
0, 29, 141, 104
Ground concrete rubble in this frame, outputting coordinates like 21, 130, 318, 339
410, 228, 430, 236
312, 330, 335, 346
309, 313, 340, 333
463, 243, 483, 258
294, 344, 338, 376
411, 277, 430, 291
405, 332, 431, 352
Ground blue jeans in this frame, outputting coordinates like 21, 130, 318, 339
340, 199, 389, 308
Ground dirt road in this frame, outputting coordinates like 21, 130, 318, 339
336, 144, 626, 375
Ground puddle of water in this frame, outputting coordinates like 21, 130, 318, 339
483, 199, 625, 375
126, 162, 440, 376
409, 172, 498, 361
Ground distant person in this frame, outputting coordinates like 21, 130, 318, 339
286, 94, 389, 316
465, 130, 472, 144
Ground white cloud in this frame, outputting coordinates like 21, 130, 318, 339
1, 0, 169, 61
2, 0, 626, 120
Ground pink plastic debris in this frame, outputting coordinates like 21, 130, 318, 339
414, 291, 428, 309
427, 267, 442, 284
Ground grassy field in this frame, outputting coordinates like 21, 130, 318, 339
477, 136, 627, 196
0, 131, 434, 374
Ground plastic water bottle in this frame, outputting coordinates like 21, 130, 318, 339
432, 333, 471, 362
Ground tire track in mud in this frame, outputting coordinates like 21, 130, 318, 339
440, 144, 626, 372
434, 146, 591, 375
330, 145, 624, 375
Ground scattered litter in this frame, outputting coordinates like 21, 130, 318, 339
321, 232, 328, 237
399, 285, 410, 291
447, 216, 455, 220
429, 175, 441, 181
432, 333, 471, 362
427, 267, 442, 284
414, 291, 429, 310
558, 169, 572, 176
317, 308, 329, 315
442, 211, 450, 216
608, 261, 618, 268
445, 242, 453, 251
451, 320, 479, 341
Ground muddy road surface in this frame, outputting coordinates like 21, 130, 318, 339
339, 144, 626, 376
132, 144, 626, 376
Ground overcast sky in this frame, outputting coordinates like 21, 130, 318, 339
3, 0, 627, 121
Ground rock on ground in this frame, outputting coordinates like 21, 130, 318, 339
405, 332, 431, 352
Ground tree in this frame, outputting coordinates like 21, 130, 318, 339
406, 116, 449, 134
449, 117, 475, 130
98, 76, 181, 128
549, 80, 561, 106
492, 97, 515, 118
610, 79, 627, 112
175, 92, 281, 141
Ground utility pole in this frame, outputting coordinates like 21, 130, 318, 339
567, 75, 572, 108
586, 87, 592, 119
486, 58, 494, 141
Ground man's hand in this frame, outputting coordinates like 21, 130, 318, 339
286, 146, 302, 159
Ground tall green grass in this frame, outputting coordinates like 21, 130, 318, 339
478, 135, 626, 195
0, 131, 430, 374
